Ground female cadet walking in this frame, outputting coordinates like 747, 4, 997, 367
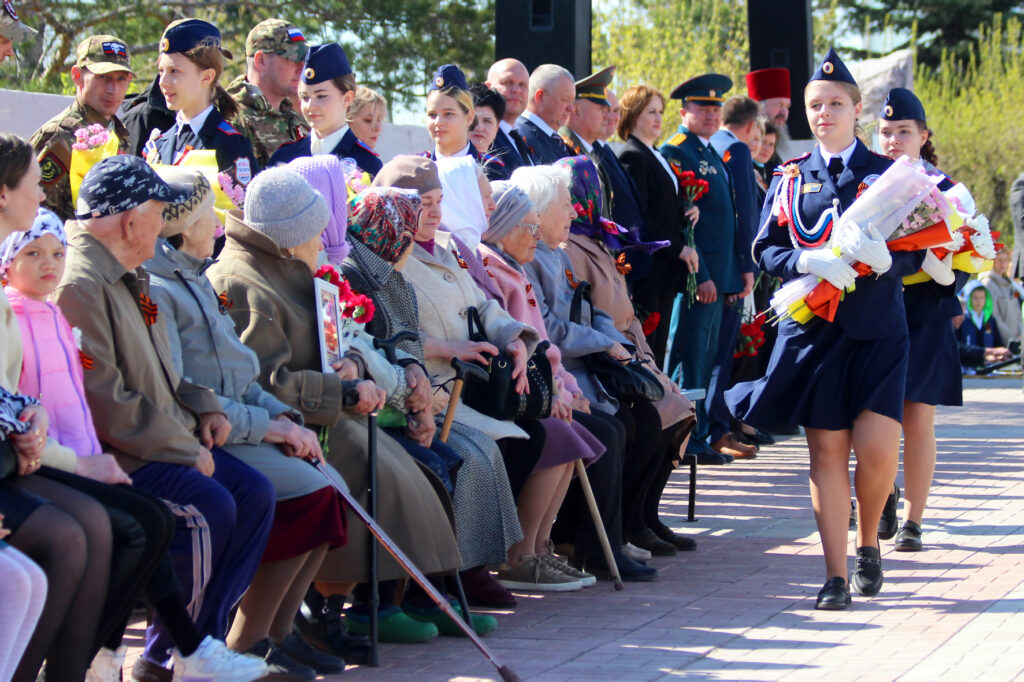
725, 50, 926, 610
874, 88, 969, 552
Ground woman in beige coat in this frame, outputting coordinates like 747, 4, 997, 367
206, 167, 463, 643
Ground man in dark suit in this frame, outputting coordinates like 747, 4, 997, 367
660, 74, 745, 463
485, 58, 533, 173
516, 64, 576, 164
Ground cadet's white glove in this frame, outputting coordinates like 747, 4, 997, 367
796, 248, 858, 290
836, 222, 892, 274
921, 250, 955, 286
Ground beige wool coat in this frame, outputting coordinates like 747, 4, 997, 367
207, 212, 461, 582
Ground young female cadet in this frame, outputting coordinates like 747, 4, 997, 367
725, 50, 927, 610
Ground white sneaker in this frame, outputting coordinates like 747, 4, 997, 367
87, 645, 127, 682
172, 636, 268, 682
623, 542, 653, 562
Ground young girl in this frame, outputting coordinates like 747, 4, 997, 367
347, 85, 387, 152
423, 64, 508, 180
269, 43, 383, 178
147, 18, 260, 192
875, 88, 970, 551
726, 50, 927, 609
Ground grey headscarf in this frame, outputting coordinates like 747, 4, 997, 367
481, 180, 532, 245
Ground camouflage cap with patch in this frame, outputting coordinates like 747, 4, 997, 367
0, 0, 37, 44
245, 18, 307, 63
76, 34, 134, 75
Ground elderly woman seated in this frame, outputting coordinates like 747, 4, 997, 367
378, 156, 608, 592
340, 169, 524, 608
553, 155, 698, 554
206, 167, 470, 645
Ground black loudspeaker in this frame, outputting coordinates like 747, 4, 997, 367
747, 0, 813, 140
495, 0, 592, 79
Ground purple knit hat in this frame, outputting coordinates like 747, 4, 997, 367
286, 155, 350, 266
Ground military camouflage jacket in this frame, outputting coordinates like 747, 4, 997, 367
226, 75, 309, 167
31, 99, 131, 222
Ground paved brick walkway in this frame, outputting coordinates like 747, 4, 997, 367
123, 378, 1024, 680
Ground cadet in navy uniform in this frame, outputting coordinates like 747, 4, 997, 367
875, 87, 969, 553
421, 64, 509, 180
659, 73, 745, 464
146, 19, 260, 193
268, 43, 383, 178
726, 50, 927, 609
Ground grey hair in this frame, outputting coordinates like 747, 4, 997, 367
509, 164, 571, 213
528, 64, 573, 100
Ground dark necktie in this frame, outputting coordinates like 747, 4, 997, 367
508, 128, 532, 165
827, 156, 844, 184
175, 125, 196, 154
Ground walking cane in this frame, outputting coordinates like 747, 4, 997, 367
311, 453, 519, 681
574, 459, 623, 590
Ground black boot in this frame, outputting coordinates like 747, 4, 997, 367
877, 483, 900, 540
294, 588, 372, 665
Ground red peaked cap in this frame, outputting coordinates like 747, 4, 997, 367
745, 67, 791, 101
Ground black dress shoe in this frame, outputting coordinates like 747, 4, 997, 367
894, 520, 923, 552
629, 527, 677, 556
877, 483, 900, 540
851, 546, 883, 596
746, 428, 775, 446
651, 523, 697, 551
815, 577, 851, 610
696, 450, 732, 465
588, 550, 659, 582
295, 590, 372, 665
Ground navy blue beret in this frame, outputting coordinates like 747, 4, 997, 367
810, 48, 857, 86
429, 64, 468, 93
301, 43, 352, 85
160, 19, 231, 59
880, 87, 927, 123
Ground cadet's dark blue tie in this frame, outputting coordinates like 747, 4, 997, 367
828, 156, 844, 184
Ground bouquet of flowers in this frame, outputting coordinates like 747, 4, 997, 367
734, 310, 767, 359
770, 156, 959, 325
902, 191, 1003, 285
668, 162, 710, 304
316, 265, 375, 327
70, 123, 121, 204
149, 150, 245, 223
340, 157, 371, 201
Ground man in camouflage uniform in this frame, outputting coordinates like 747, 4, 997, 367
227, 18, 310, 167
31, 34, 133, 221
1, 0, 37, 63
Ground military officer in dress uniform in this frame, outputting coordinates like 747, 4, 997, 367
660, 73, 745, 464
515, 64, 576, 164
268, 43, 382, 178
31, 34, 134, 221
0, 0, 36, 63
560, 66, 617, 211
227, 18, 311, 167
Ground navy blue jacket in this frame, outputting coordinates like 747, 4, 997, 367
515, 115, 573, 165
710, 129, 757, 274
489, 127, 529, 175
756, 140, 926, 340
148, 108, 260, 190
660, 125, 743, 294
269, 127, 383, 178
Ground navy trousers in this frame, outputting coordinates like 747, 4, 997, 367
131, 447, 275, 664
706, 300, 743, 443
665, 292, 724, 449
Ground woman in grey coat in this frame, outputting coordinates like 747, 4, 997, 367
145, 169, 347, 675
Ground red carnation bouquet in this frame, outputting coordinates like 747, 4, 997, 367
315, 265, 375, 324
668, 162, 710, 304
734, 310, 767, 359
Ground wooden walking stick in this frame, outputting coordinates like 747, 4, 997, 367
574, 459, 624, 590
441, 358, 488, 442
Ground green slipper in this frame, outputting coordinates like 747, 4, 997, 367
345, 605, 439, 643
403, 600, 498, 637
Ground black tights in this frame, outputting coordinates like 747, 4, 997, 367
642, 422, 689, 531
10, 474, 110, 682
616, 402, 667, 537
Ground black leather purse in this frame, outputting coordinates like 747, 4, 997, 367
459, 307, 553, 421
570, 282, 665, 405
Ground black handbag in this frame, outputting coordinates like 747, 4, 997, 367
570, 282, 665, 404
459, 307, 553, 421
1, 439, 17, 480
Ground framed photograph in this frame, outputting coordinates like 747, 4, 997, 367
315, 278, 344, 373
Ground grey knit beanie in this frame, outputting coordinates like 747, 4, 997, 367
482, 181, 532, 245
243, 166, 330, 249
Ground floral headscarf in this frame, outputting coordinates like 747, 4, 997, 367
348, 187, 421, 264
1, 207, 66, 278
287, 155, 351, 266
554, 155, 669, 254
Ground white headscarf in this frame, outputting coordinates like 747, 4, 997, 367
437, 156, 487, 250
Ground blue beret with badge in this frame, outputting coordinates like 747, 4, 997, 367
301, 43, 352, 85
428, 64, 468, 93
880, 87, 926, 124
75, 155, 191, 220
669, 73, 732, 104
810, 47, 857, 86
160, 18, 233, 59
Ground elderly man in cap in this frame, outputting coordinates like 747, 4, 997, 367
30, 34, 134, 221
228, 18, 311, 166
660, 74, 748, 465
54, 155, 275, 680
516, 63, 576, 164
0, 0, 35, 62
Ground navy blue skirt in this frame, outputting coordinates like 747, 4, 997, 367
905, 317, 963, 406
726, 319, 909, 431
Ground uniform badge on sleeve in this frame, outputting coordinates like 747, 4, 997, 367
38, 151, 67, 186
235, 158, 252, 186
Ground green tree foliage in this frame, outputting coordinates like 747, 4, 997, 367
592, 0, 749, 141
835, 0, 1024, 68
0, 1, 494, 112
914, 15, 1023, 248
